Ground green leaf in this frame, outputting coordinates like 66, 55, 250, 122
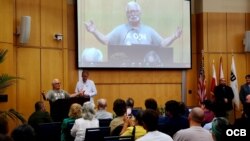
0, 49, 25, 123
0, 49, 8, 64
0, 109, 27, 123
0, 74, 22, 94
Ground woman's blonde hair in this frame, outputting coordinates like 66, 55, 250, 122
68, 103, 82, 118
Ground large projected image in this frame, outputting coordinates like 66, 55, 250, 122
77, 0, 191, 69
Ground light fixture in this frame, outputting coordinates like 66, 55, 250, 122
54, 33, 63, 41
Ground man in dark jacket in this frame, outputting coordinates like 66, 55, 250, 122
214, 78, 234, 119
239, 74, 250, 115
28, 101, 52, 132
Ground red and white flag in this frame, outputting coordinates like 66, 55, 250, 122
230, 55, 240, 109
198, 50, 206, 104
219, 56, 224, 79
210, 60, 217, 93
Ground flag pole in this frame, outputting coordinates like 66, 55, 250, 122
231, 49, 236, 121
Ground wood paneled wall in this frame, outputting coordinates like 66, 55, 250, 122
196, 13, 250, 117
1, 0, 250, 132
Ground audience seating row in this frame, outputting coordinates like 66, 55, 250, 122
35, 119, 130, 141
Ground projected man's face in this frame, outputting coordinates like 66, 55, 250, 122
126, 3, 141, 25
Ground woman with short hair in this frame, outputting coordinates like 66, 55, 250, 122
71, 102, 99, 141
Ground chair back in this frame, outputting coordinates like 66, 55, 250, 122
132, 107, 142, 116
64, 122, 75, 141
36, 122, 61, 141
99, 118, 112, 127
104, 136, 133, 141
85, 126, 110, 141
111, 124, 123, 136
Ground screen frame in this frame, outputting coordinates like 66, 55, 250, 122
76, 0, 192, 70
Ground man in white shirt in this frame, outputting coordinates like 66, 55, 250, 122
75, 70, 97, 103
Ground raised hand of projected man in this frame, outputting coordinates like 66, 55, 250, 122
85, 20, 96, 33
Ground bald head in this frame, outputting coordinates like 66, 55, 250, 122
52, 78, 60, 84
189, 107, 204, 124
52, 78, 61, 90
97, 98, 107, 110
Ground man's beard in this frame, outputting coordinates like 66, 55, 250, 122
128, 16, 140, 23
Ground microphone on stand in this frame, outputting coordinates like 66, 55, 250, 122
123, 28, 135, 46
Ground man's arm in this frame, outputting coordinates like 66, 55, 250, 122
239, 85, 246, 104
161, 27, 182, 47
85, 20, 109, 45
41, 91, 47, 100
69, 92, 82, 98
228, 87, 235, 100
84, 80, 97, 97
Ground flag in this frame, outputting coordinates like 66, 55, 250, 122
230, 55, 240, 109
210, 60, 217, 94
198, 50, 206, 104
219, 56, 224, 79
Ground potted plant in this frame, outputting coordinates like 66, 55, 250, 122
0, 48, 26, 127
0, 49, 21, 102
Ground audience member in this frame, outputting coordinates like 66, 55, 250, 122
126, 97, 134, 109
136, 109, 173, 141
28, 101, 52, 132
161, 100, 189, 137
173, 107, 213, 141
0, 116, 8, 135
179, 101, 190, 118
61, 103, 82, 141
71, 101, 99, 141
144, 98, 159, 115
75, 70, 97, 103
95, 98, 113, 119
109, 98, 126, 134
233, 103, 250, 131
11, 124, 36, 141
211, 117, 230, 141
203, 103, 228, 131
0, 134, 13, 141
239, 74, 250, 114
81, 47, 103, 63
200, 100, 214, 125
213, 78, 234, 121
120, 110, 146, 140
45, 78, 81, 102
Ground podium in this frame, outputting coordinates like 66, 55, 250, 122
49, 97, 89, 122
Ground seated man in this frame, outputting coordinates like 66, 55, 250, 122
95, 98, 113, 119
173, 107, 213, 141
28, 101, 52, 132
110, 98, 126, 134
